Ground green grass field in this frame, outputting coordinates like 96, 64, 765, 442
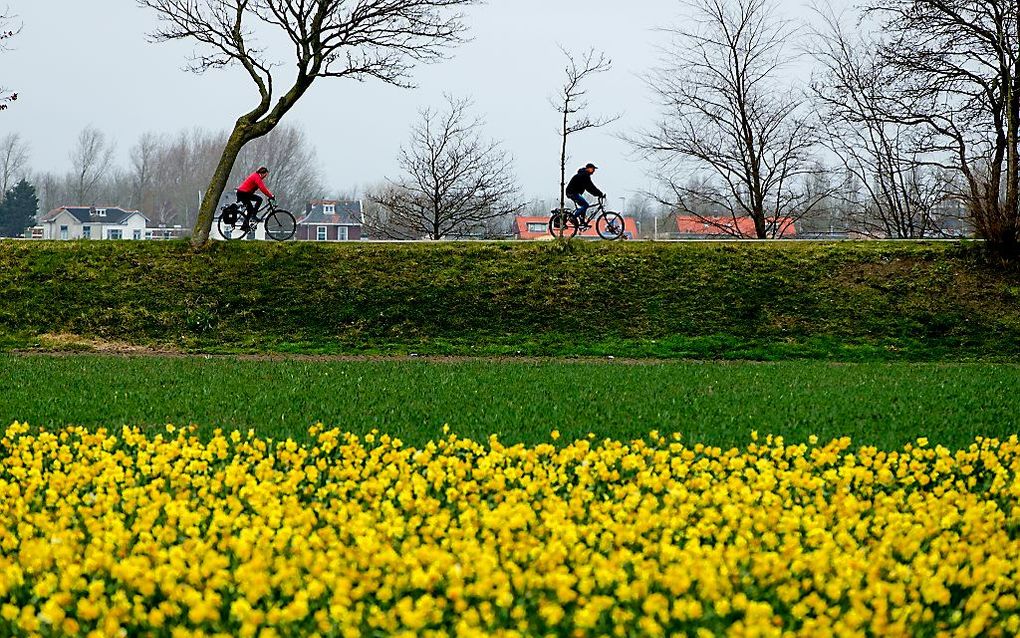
4, 354, 1018, 449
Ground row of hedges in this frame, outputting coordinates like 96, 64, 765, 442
0, 240, 1017, 359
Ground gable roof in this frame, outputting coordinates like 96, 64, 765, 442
298, 200, 363, 226
675, 215, 797, 238
41, 206, 148, 225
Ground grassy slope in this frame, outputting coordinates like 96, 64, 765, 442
1, 239, 1018, 360
4, 354, 1019, 449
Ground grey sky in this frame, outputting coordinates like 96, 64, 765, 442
4, 0, 830, 205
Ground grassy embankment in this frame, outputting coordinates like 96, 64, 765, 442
0, 239, 1018, 360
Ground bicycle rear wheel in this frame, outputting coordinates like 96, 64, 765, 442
548, 210, 579, 239
265, 210, 297, 241
596, 211, 626, 240
217, 210, 247, 241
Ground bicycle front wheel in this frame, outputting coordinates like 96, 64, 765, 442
265, 210, 297, 241
548, 211, 579, 239
596, 211, 626, 240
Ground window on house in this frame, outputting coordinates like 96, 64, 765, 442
60, 225, 69, 240
338, 226, 349, 241
133, 229, 142, 240
317, 226, 328, 241
324, 204, 335, 215
108, 229, 123, 240
82, 226, 91, 239
527, 223, 545, 233
95, 209, 106, 217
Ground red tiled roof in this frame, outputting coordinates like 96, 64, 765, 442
675, 215, 797, 238
514, 216, 639, 240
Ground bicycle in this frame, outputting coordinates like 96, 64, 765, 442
217, 198, 297, 241
548, 197, 626, 240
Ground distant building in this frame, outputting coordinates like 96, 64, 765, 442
671, 215, 797, 239
296, 200, 363, 241
38, 206, 150, 240
513, 215, 639, 240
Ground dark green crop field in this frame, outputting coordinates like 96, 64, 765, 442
4, 354, 1018, 449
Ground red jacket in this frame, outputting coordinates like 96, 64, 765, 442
238, 172, 274, 198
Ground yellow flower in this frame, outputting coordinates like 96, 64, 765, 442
2, 425, 1019, 636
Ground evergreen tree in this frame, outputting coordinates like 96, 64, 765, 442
0, 179, 38, 237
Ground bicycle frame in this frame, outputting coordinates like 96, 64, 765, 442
234, 199, 278, 226
575, 199, 605, 225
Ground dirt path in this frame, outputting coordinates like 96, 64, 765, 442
7, 347, 694, 366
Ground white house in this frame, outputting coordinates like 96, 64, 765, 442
39, 206, 150, 240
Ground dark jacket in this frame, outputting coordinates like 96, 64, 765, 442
565, 168, 604, 198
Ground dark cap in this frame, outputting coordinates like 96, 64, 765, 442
585, 163, 598, 170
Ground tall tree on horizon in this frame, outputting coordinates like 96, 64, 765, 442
0, 132, 29, 196
138, 0, 478, 245
631, 0, 827, 239
553, 47, 619, 212
861, 0, 1019, 257
68, 126, 116, 206
370, 96, 523, 240
0, 178, 38, 237
808, 9, 958, 239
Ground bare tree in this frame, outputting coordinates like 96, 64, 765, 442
632, 0, 826, 239
808, 10, 958, 238
363, 181, 415, 239
369, 96, 523, 240
861, 0, 1019, 256
138, 0, 477, 245
618, 193, 660, 239
0, 132, 29, 196
129, 132, 163, 221
32, 172, 63, 217
553, 47, 620, 210
0, 8, 18, 111
150, 128, 225, 226
68, 126, 116, 205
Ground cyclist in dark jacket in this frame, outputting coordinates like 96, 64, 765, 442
565, 163, 605, 223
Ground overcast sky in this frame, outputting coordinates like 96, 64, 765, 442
4, 0, 837, 205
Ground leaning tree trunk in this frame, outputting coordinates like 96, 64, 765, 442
191, 78, 312, 246
192, 123, 255, 245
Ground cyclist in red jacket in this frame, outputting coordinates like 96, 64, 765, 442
236, 166, 274, 226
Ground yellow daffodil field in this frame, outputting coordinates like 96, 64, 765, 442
2, 422, 1020, 638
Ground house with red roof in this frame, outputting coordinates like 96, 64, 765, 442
673, 215, 797, 239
